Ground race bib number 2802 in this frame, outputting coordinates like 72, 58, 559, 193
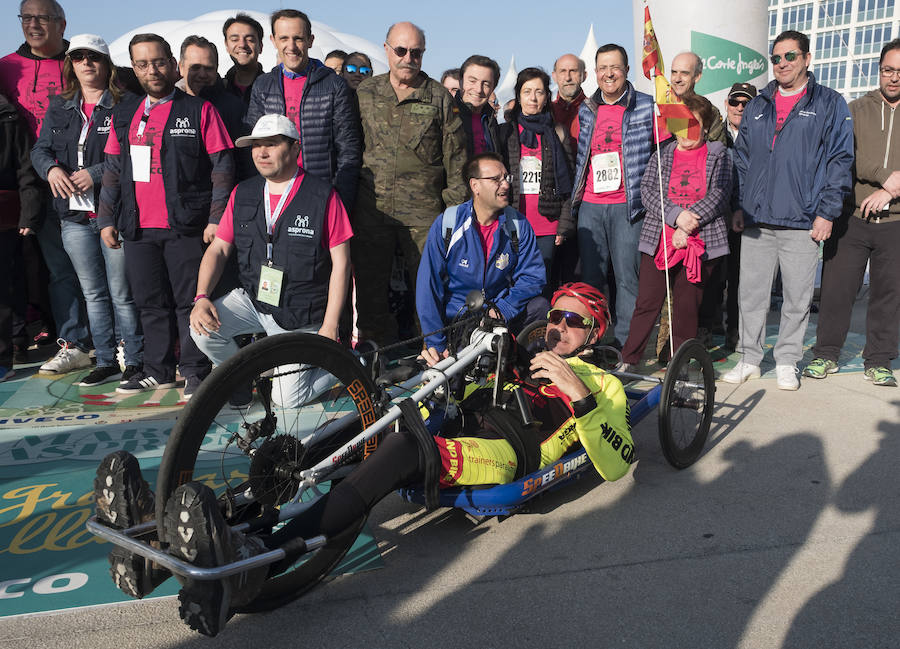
591, 151, 621, 194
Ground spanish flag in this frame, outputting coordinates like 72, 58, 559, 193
641, 4, 700, 139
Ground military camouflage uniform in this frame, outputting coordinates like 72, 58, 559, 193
352, 72, 467, 344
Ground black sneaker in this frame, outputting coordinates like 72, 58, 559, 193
116, 371, 177, 394
93, 451, 170, 598
163, 482, 267, 637
121, 364, 142, 383
78, 365, 123, 387
183, 375, 202, 399
228, 383, 253, 410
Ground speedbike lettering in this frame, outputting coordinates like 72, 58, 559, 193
520, 452, 588, 496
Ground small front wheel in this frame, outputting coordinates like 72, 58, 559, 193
658, 339, 714, 469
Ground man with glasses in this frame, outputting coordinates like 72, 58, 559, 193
724, 30, 853, 390
1, 0, 94, 376
245, 9, 361, 212
417, 152, 545, 364
572, 43, 655, 349
352, 21, 467, 346
98, 33, 235, 397
222, 13, 265, 106
454, 55, 501, 158
804, 38, 900, 388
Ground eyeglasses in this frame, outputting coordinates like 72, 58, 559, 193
132, 59, 170, 72
727, 97, 750, 107
596, 65, 625, 75
18, 13, 58, 24
474, 173, 512, 185
70, 51, 105, 63
880, 66, 900, 78
547, 309, 593, 329
344, 64, 372, 76
770, 50, 801, 65
386, 43, 424, 59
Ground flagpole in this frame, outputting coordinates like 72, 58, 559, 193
652, 83, 676, 363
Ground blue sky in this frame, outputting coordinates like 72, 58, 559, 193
2, 1, 634, 82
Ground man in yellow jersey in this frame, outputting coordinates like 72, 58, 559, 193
94, 281, 632, 636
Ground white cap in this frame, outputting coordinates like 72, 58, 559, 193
235, 114, 300, 148
66, 34, 110, 58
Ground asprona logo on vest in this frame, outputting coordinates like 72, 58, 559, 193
169, 116, 197, 137
692, 31, 767, 95
288, 214, 315, 238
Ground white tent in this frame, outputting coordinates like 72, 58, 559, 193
579, 23, 599, 97
108, 10, 388, 76
494, 54, 518, 108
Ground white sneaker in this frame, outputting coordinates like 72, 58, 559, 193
776, 364, 800, 391
720, 361, 761, 384
40, 339, 92, 374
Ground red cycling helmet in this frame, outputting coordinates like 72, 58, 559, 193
551, 282, 611, 339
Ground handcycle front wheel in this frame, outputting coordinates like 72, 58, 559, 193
155, 332, 381, 612
658, 338, 715, 469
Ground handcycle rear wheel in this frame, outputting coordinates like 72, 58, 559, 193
155, 332, 381, 612
658, 339, 714, 469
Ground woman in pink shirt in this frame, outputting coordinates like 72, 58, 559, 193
620, 94, 732, 369
498, 67, 574, 292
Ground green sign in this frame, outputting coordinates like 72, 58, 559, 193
692, 31, 768, 95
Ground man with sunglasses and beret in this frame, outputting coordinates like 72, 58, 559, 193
417, 152, 546, 365
725, 29, 853, 391
245, 9, 361, 213
352, 21, 467, 347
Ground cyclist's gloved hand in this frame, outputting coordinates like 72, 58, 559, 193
419, 347, 450, 367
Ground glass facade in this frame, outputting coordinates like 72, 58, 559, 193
783, 3, 816, 30
855, 22, 893, 53
816, 28, 851, 57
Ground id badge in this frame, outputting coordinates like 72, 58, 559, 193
257, 264, 284, 306
131, 145, 151, 183
69, 192, 95, 212
591, 151, 622, 193
520, 156, 541, 195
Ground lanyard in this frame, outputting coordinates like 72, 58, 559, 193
136, 91, 174, 139
263, 170, 300, 263
76, 100, 94, 169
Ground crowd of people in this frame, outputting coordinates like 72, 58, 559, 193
0, 0, 898, 397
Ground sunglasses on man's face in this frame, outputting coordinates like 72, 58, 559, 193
70, 50, 104, 63
386, 43, 424, 59
344, 64, 372, 76
728, 98, 749, 107
547, 309, 593, 329
770, 50, 801, 65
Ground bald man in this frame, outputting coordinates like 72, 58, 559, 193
669, 51, 726, 144
551, 53, 587, 151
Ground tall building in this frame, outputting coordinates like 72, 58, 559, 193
770, 0, 897, 99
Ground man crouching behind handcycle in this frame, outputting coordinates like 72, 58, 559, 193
92, 282, 632, 636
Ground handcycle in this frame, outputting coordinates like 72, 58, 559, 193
87, 299, 715, 614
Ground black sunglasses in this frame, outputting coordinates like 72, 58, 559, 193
547, 309, 593, 329
344, 64, 372, 76
770, 50, 801, 65
728, 97, 750, 107
70, 50, 105, 63
386, 43, 424, 59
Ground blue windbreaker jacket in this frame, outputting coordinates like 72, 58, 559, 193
734, 73, 853, 228
416, 200, 546, 352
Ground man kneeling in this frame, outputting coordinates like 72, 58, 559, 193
93, 283, 633, 636
189, 114, 352, 407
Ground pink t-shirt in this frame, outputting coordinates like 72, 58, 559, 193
583, 104, 627, 205
283, 73, 306, 168
215, 173, 353, 249
471, 113, 486, 155
104, 100, 234, 229
667, 144, 708, 208
518, 127, 556, 237
82, 101, 96, 117
774, 87, 806, 141
477, 220, 499, 268
0, 52, 64, 138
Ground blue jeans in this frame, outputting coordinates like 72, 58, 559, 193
576, 201, 642, 345
36, 213, 91, 350
60, 219, 143, 367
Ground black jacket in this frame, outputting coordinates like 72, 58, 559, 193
224, 63, 263, 106
0, 94, 41, 230
498, 118, 575, 238
452, 91, 500, 158
245, 60, 361, 211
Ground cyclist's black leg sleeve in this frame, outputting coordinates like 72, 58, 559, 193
265, 430, 423, 548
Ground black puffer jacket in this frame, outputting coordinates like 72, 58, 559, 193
0, 94, 41, 230
499, 118, 575, 238
245, 59, 362, 210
